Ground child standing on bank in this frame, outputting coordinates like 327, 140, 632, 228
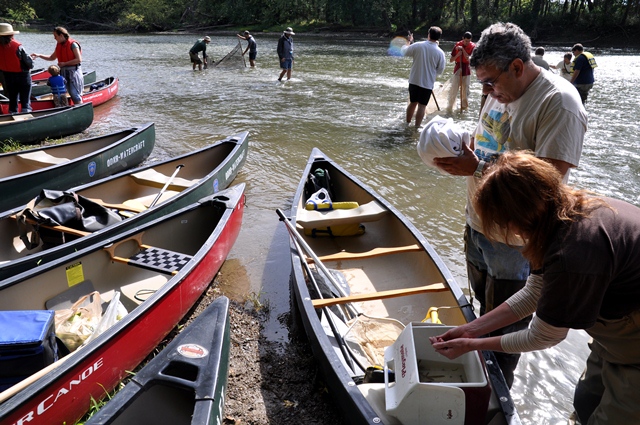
47, 65, 68, 107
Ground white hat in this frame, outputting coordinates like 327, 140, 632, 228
284, 27, 295, 35
203, 36, 211, 42
0, 23, 19, 36
417, 116, 469, 174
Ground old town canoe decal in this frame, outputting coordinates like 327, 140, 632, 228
177, 343, 209, 359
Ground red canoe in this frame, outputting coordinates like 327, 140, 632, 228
0, 184, 245, 425
0, 76, 119, 114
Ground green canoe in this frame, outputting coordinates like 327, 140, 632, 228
0, 103, 94, 144
0, 122, 155, 213
0, 130, 247, 281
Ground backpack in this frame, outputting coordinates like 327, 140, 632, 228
304, 168, 334, 202
18, 47, 33, 71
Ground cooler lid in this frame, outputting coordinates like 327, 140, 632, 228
0, 310, 55, 349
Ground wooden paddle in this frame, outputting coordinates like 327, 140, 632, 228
312, 283, 447, 308
13, 215, 90, 237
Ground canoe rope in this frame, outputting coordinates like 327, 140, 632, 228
134, 288, 157, 302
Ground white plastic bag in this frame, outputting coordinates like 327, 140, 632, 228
84, 291, 127, 345
54, 291, 102, 352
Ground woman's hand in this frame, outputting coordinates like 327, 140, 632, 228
430, 337, 474, 359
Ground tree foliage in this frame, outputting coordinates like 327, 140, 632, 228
16, 0, 640, 37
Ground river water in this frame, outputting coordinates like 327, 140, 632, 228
17, 31, 640, 424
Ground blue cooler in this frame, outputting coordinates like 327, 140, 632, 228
0, 310, 58, 391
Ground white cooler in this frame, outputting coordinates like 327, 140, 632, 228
384, 322, 491, 425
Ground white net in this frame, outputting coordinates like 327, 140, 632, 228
344, 315, 405, 367
212, 41, 246, 69
424, 76, 456, 116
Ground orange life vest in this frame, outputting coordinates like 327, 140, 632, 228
55, 38, 81, 64
0, 39, 23, 73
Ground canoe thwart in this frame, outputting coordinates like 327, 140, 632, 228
17, 150, 69, 166
307, 244, 423, 263
296, 200, 388, 228
88, 197, 146, 213
311, 283, 448, 308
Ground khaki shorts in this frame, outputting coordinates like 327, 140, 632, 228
189, 52, 203, 64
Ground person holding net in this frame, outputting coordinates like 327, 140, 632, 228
189, 36, 210, 71
237, 31, 257, 67
447, 31, 475, 111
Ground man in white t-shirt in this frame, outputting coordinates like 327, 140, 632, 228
432, 22, 587, 389
401, 26, 446, 127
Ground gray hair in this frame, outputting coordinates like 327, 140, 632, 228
470, 22, 532, 70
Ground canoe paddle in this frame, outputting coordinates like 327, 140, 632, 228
149, 164, 184, 208
277, 209, 364, 372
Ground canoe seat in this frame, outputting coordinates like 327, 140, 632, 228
296, 200, 388, 229
128, 246, 192, 275
17, 150, 69, 166
130, 169, 197, 190
119, 275, 169, 308
11, 114, 33, 121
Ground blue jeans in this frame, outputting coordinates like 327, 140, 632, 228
3, 71, 32, 113
465, 225, 530, 283
465, 225, 531, 388
61, 66, 83, 104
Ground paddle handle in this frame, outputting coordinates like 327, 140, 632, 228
149, 164, 184, 208
312, 283, 447, 308
277, 209, 349, 298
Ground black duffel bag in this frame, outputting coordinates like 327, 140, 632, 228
17, 189, 123, 249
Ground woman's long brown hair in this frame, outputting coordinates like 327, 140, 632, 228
473, 151, 607, 268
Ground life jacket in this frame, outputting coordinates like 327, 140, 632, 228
452, 40, 474, 65
48, 75, 67, 95
570, 51, 597, 72
55, 38, 81, 64
0, 39, 23, 73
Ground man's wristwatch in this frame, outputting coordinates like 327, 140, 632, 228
474, 160, 486, 179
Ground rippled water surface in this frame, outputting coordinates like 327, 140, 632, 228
17, 32, 640, 424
